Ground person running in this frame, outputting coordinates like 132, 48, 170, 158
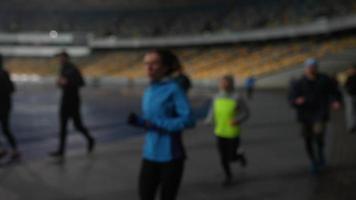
244, 76, 256, 100
50, 52, 95, 158
288, 58, 342, 174
0, 54, 20, 160
205, 74, 249, 186
344, 64, 356, 133
127, 49, 194, 200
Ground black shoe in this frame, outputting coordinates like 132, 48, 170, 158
49, 151, 64, 158
88, 138, 95, 154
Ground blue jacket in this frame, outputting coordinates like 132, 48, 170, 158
141, 79, 194, 162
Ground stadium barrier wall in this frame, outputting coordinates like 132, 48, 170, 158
90, 14, 356, 48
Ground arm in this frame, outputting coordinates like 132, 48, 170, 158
234, 97, 250, 124
76, 68, 86, 87
70, 68, 85, 88
328, 76, 342, 109
288, 79, 303, 107
5, 71, 15, 94
60, 67, 85, 88
204, 99, 214, 125
150, 87, 195, 132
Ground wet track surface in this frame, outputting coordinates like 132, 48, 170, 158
11, 84, 148, 160
0, 84, 356, 200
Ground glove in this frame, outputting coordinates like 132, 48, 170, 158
127, 112, 145, 127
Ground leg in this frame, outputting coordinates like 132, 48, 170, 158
0, 116, 8, 159
72, 106, 89, 136
246, 88, 251, 99
301, 123, 316, 162
0, 112, 17, 151
231, 137, 241, 161
302, 123, 321, 174
58, 108, 70, 155
72, 106, 95, 153
217, 137, 232, 183
139, 160, 161, 200
314, 123, 326, 165
345, 95, 354, 131
232, 137, 247, 167
351, 97, 356, 133
160, 160, 184, 200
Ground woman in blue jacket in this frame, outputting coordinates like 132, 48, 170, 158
128, 50, 194, 200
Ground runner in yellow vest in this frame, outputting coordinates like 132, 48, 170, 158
205, 75, 249, 186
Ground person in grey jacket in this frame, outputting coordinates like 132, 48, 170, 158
205, 75, 249, 186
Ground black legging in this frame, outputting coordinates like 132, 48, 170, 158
139, 159, 184, 200
301, 123, 326, 163
0, 110, 17, 151
58, 100, 92, 154
217, 136, 243, 179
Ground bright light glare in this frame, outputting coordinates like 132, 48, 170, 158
49, 30, 58, 39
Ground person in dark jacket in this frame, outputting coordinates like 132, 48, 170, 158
128, 50, 194, 200
0, 54, 20, 160
288, 58, 342, 174
344, 64, 356, 133
244, 76, 256, 100
50, 52, 95, 158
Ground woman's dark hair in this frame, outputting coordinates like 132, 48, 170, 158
150, 49, 181, 75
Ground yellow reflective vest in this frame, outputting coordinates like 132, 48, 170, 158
213, 97, 240, 138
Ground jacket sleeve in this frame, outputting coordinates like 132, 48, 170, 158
73, 68, 85, 87
328, 77, 342, 103
204, 99, 214, 125
288, 79, 300, 107
5, 71, 15, 94
150, 87, 195, 133
235, 96, 249, 124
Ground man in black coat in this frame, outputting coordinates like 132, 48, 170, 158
0, 54, 20, 160
288, 58, 342, 174
50, 52, 95, 158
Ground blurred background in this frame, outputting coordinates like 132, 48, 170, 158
0, 0, 355, 86
1, 1, 356, 200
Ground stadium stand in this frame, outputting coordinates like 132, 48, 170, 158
4, 36, 356, 80
1, 0, 356, 37
1, 0, 356, 82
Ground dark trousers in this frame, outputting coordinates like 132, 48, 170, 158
246, 87, 254, 99
216, 136, 242, 179
58, 100, 92, 154
0, 111, 17, 150
301, 122, 326, 164
139, 159, 184, 200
